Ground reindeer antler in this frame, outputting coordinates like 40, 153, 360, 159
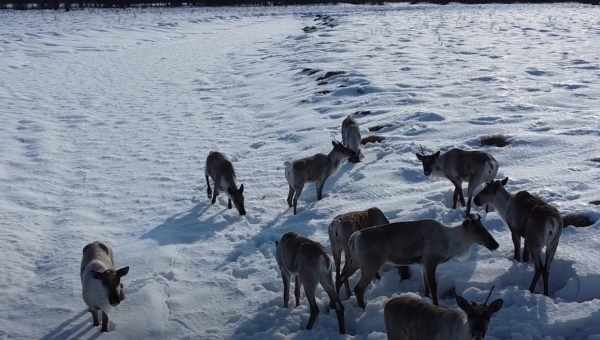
417, 144, 427, 156
484, 285, 495, 305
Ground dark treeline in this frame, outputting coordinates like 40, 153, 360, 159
1, 0, 598, 10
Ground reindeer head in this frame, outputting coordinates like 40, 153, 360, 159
228, 184, 246, 216
474, 177, 508, 207
92, 266, 129, 306
331, 140, 357, 160
415, 147, 441, 177
456, 286, 504, 340
462, 214, 499, 251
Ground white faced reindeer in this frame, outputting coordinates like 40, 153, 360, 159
474, 177, 562, 296
342, 115, 361, 163
205, 151, 246, 216
81, 241, 129, 332
285, 141, 356, 215
328, 207, 410, 298
416, 148, 498, 215
338, 214, 498, 307
275, 232, 346, 334
384, 287, 503, 340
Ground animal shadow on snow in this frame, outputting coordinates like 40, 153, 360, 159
142, 201, 236, 246
39, 309, 101, 340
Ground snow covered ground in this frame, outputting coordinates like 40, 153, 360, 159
2, 3, 600, 339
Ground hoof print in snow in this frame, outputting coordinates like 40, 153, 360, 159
590, 200, 600, 205
302, 26, 318, 33
316, 71, 345, 81
361, 135, 385, 145
300, 67, 320, 75
369, 124, 394, 132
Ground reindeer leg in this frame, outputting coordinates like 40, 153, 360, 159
422, 270, 430, 297
354, 266, 377, 309
205, 175, 212, 199
227, 198, 232, 209
293, 184, 303, 215
458, 185, 466, 208
211, 177, 219, 205
304, 279, 320, 329
281, 270, 290, 307
90, 309, 99, 327
452, 185, 460, 209
425, 261, 439, 305
101, 311, 110, 332
294, 276, 301, 307
316, 179, 326, 201
529, 251, 543, 294
511, 232, 521, 262
542, 265, 550, 296
523, 241, 530, 263
321, 270, 346, 334
287, 185, 294, 207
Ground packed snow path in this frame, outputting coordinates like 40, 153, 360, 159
2, 4, 600, 340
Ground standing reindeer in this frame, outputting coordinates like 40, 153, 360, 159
328, 207, 410, 298
81, 242, 129, 332
285, 141, 356, 215
342, 115, 361, 163
416, 148, 498, 215
474, 177, 562, 296
205, 151, 246, 216
384, 287, 503, 340
338, 214, 498, 307
275, 232, 346, 334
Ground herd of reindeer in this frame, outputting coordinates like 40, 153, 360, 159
80, 115, 563, 339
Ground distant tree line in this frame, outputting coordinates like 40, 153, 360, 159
1, 0, 598, 10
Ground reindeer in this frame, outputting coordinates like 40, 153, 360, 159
474, 177, 562, 296
285, 141, 356, 215
342, 115, 361, 163
384, 287, 503, 340
415, 148, 498, 215
81, 241, 129, 332
275, 232, 346, 334
338, 214, 498, 307
328, 207, 410, 298
205, 151, 246, 216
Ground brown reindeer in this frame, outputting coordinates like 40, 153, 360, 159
338, 214, 498, 307
416, 148, 498, 215
205, 151, 246, 216
285, 141, 356, 215
275, 232, 345, 334
474, 177, 562, 295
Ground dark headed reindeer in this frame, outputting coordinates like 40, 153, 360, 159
285, 141, 356, 215
384, 287, 503, 340
205, 151, 246, 216
416, 148, 498, 215
474, 177, 562, 296
275, 232, 346, 334
338, 214, 498, 307
342, 115, 361, 163
328, 207, 410, 298
81, 242, 129, 332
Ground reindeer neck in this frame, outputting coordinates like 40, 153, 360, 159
446, 224, 474, 258
327, 149, 346, 174
493, 187, 512, 222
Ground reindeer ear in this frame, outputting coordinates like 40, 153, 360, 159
501, 177, 509, 186
416, 153, 423, 161
434, 151, 441, 157
332, 140, 337, 148
117, 266, 129, 277
487, 299, 504, 314
91, 270, 103, 280
239, 184, 244, 193
456, 296, 472, 313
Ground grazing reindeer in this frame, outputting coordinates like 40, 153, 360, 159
275, 232, 346, 334
205, 151, 246, 216
342, 115, 361, 163
328, 207, 410, 298
474, 177, 562, 295
81, 242, 129, 332
416, 148, 498, 215
338, 214, 498, 307
384, 287, 503, 340
285, 141, 356, 215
